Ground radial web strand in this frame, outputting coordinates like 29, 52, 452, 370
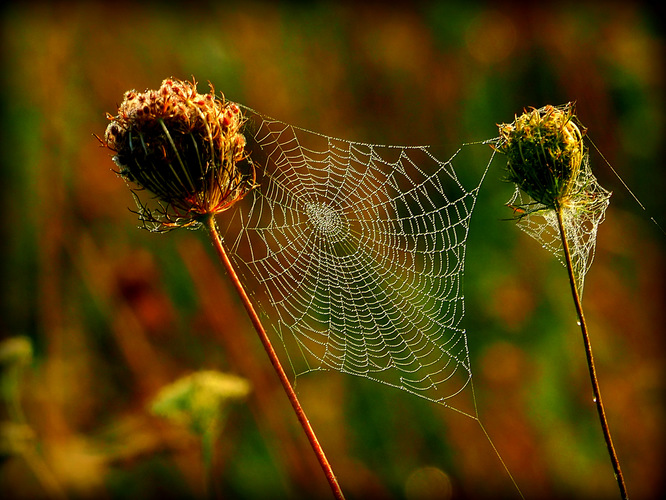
221, 109, 497, 413
507, 153, 611, 296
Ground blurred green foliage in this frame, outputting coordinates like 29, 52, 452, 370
1, 1, 664, 499
150, 370, 250, 473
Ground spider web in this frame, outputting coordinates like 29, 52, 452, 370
507, 152, 611, 296
221, 109, 497, 414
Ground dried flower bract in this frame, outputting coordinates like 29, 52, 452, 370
103, 78, 255, 230
496, 102, 585, 210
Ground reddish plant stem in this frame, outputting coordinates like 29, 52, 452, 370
204, 215, 345, 500
555, 208, 628, 500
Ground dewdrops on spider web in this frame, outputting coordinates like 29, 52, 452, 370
223, 112, 500, 413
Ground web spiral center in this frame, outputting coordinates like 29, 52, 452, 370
305, 201, 348, 243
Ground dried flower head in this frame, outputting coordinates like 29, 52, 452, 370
496, 103, 585, 210
102, 78, 255, 230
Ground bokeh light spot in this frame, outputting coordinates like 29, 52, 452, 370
404, 466, 452, 500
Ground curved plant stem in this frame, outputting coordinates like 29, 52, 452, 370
555, 208, 628, 500
203, 214, 346, 500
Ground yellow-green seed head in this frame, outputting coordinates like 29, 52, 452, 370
496, 103, 585, 209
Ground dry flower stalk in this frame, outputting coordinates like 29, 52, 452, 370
496, 103, 628, 500
101, 78, 345, 499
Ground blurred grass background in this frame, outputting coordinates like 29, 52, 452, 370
1, 1, 664, 499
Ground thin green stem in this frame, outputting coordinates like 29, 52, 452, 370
203, 214, 345, 500
555, 208, 628, 500
202, 430, 218, 500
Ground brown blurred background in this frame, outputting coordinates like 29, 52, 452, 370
1, 1, 664, 499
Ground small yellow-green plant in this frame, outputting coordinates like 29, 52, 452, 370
151, 370, 250, 484
1, 337, 66, 499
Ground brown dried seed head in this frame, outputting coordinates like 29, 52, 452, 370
103, 78, 255, 229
